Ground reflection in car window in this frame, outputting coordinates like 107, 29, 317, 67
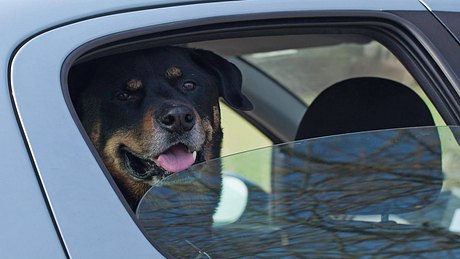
137, 126, 460, 258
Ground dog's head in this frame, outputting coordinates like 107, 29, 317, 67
69, 46, 252, 206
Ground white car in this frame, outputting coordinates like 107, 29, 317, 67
2, 0, 460, 258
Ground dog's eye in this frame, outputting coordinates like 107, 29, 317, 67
117, 92, 130, 101
182, 81, 196, 91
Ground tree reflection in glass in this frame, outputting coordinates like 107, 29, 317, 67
137, 127, 460, 258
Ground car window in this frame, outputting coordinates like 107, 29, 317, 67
67, 26, 452, 257
241, 39, 446, 126
137, 126, 460, 258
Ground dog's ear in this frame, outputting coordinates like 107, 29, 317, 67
190, 49, 253, 111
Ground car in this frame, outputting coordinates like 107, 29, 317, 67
2, 0, 460, 258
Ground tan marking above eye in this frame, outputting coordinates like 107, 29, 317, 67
126, 79, 143, 91
165, 66, 183, 80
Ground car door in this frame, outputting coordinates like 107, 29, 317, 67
9, 0, 460, 258
421, 0, 460, 44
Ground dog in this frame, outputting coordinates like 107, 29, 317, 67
69, 46, 253, 212
69, 47, 252, 256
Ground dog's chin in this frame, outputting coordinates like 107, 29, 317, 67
120, 144, 200, 184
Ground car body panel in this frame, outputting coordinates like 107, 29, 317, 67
0, 95, 66, 257
420, 0, 460, 45
1, 1, 216, 258
421, 0, 460, 11
2, 0, 459, 257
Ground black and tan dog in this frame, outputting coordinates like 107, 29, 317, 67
69, 46, 252, 212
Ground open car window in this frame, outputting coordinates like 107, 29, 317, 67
137, 126, 460, 258
66, 20, 455, 256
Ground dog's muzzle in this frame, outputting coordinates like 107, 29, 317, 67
158, 105, 196, 133
122, 144, 197, 180
122, 104, 201, 181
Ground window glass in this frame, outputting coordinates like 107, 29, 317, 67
242, 40, 445, 126
137, 126, 460, 258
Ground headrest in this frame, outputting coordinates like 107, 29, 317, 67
296, 77, 435, 140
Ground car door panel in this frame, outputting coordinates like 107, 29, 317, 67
0, 89, 66, 258
9, 0, 456, 257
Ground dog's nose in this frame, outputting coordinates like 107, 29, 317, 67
159, 106, 196, 132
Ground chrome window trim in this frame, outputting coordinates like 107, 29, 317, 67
420, 0, 460, 12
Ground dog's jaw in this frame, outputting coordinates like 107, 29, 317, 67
120, 142, 199, 181
99, 141, 207, 210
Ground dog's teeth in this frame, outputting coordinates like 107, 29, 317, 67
192, 151, 197, 160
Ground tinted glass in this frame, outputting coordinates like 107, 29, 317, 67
242, 40, 420, 105
241, 39, 445, 127
137, 126, 460, 258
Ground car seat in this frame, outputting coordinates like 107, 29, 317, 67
295, 77, 435, 140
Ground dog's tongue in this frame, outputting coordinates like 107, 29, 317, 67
155, 144, 196, 173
